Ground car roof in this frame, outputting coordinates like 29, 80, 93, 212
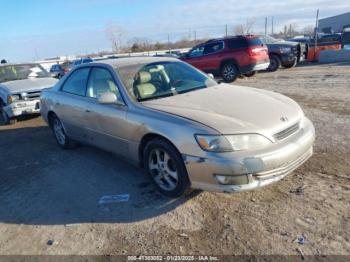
205, 35, 258, 43
91, 56, 180, 68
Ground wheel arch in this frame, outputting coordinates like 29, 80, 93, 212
138, 133, 181, 167
47, 110, 58, 127
220, 58, 240, 72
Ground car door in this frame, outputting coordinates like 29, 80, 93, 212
83, 66, 130, 157
184, 45, 205, 70
201, 41, 224, 72
54, 67, 91, 142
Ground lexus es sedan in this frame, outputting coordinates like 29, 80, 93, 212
40, 57, 315, 197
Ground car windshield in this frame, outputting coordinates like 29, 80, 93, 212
116, 61, 217, 102
0, 64, 50, 83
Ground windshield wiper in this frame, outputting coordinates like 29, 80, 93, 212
139, 92, 174, 102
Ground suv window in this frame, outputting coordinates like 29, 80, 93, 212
61, 68, 90, 96
86, 67, 122, 101
227, 38, 248, 49
203, 42, 224, 55
248, 37, 264, 46
188, 46, 205, 58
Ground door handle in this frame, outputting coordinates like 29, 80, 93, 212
55, 102, 60, 106
85, 109, 91, 113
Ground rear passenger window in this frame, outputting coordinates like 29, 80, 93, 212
203, 42, 224, 54
61, 68, 90, 96
86, 67, 122, 101
228, 38, 248, 49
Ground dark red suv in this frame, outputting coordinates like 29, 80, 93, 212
181, 35, 270, 82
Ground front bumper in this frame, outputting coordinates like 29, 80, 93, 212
280, 53, 298, 64
4, 99, 41, 118
183, 117, 315, 193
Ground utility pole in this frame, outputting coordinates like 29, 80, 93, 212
194, 30, 197, 42
314, 9, 319, 61
271, 16, 274, 35
168, 34, 171, 52
225, 24, 228, 37
265, 17, 268, 36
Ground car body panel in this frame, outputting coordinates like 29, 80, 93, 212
143, 84, 303, 140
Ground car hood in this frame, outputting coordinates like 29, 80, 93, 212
142, 84, 304, 138
0, 77, 58, 94
267, 40, 299, 47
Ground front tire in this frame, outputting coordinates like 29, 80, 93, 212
267, 54, 281, 72
221, 62, 239, 83
0, 104, 16, 125
144, 138, 190, 198
283, 58, 297, 69
49, 114, 76, 149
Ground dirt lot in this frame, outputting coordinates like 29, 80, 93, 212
0, 62, 349, 256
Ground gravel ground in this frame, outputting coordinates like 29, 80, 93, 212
0, 62, 349, 256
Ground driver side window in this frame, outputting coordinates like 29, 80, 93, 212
188, 46, 205, 58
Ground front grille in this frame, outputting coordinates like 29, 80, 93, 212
274, 122, 300, 140
24, 91, 41, 100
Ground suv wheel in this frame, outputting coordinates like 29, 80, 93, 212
50, 114, 76, 149
283, 58, 297, 69
244, 71, 257, 77
267, 55, 281, 72
144, 138, 190, 198
221, 63, 238, 83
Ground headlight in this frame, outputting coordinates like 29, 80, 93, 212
195, 135, 232, 152
279, 47, 292, 53
225, 134, 272, 151
195, 134, 272, 152
7, 95, 21, 104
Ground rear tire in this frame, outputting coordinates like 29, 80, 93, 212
221, 62, 239, 83
244, 71, 257, 77
49, 114, 76, 149
267, 55, 281, 72
144, 138, 190, 198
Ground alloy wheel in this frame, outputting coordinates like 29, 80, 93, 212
53, 118, 66, 145
222, 65, 235, 81
148, 148, 178, 191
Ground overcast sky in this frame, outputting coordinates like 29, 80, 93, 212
1, 0, 349, 62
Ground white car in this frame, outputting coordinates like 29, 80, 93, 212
0, 63, 58, 124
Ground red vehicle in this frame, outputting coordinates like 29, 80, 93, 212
181, 35, 270, 82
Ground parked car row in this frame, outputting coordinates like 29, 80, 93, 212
178, 34, 307, 82
49, 57, 93, 79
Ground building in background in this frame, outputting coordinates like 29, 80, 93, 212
319, 12, 350, 33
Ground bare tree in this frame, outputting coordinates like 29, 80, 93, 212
233, 17, 256, 35
105, 23, 124, 53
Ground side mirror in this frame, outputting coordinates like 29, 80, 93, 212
207, 73, 214, 79
97, 92, 118, 104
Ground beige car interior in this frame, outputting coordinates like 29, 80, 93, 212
87, 78, 119, 99
134, 65, 170, 99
